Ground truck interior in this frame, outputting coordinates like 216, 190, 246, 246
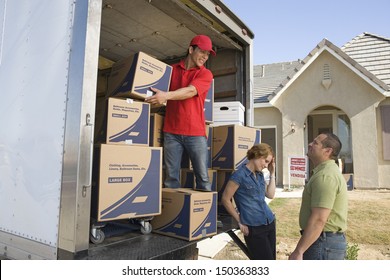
79, 0, 253, 260
97, 0, 251, 101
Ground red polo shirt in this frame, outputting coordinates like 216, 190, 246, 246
163, 60, 213, 136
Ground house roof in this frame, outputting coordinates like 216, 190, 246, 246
253, 61, 301, 103
254, 33, 390, 106
341, 32, 390, 87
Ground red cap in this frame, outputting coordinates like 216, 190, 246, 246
190, 35, 216, 56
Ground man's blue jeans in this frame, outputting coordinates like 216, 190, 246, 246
303, 232, 347, 260
164, 132, 211, 190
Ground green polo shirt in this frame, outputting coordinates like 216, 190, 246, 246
299, 160, 348, 232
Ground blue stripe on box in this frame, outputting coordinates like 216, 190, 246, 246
155, 195, 191, 237
212, 126, 234, 169
191, 193, 217, 238
133, 65, 172, 94
111, 53, 139, 96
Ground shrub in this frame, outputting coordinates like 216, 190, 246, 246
345, 243, 359, 260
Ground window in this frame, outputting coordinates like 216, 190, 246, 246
380, 105, 390, 160
338, 114, 353, 172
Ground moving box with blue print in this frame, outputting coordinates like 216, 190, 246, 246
212, 124, 262, 170
216, 170, 236, 215
91, 144, 162, 222
180, 169, 217, 192
151, 188, 217, 241
106, 97, 150, 146
149, 113, 164, 147
107, 51, 172, 100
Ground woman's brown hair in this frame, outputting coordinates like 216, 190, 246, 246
247, 143, 274, 160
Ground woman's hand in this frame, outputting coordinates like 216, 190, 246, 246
239, 222, 249, 236
268, 157, 276, 176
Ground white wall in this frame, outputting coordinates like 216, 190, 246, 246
269, 51, 386, 189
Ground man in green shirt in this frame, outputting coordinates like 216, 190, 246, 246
289, 133, 348, 260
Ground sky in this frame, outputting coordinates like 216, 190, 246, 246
222, 0, 390, 65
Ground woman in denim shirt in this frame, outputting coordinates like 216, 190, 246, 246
222, 143, 276, 260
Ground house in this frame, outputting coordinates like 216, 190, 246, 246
253, 33, 390, 189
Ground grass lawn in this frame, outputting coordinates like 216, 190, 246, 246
269, 196, 390, 245
268, 191, 390, 250
214, 190, 390, 260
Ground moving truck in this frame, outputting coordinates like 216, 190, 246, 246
0, 0, 255, 260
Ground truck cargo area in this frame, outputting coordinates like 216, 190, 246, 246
80, 0, 253, 259
68, 215, 239, 260
0, 0, 253, 260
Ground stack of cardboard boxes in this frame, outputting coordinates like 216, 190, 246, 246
212, 124, 262, 214
152, 80, 218, 241
92, 52, 218, 241
91, 52, 169, 223
92, 51, 261, 242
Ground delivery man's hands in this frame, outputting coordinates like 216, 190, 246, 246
144, 87, 167, 105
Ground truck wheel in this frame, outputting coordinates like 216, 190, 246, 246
140, 222, 152, 235
90, 229, 105, 244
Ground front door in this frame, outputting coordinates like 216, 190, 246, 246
306, 109, 353, 175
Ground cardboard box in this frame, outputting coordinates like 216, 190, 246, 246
216, 170, 234, 214
212, 125, 261, 170
216, 170, 234, 194
213, 101, 245, 126
204, 79, 214, 123
149, 113, 164, 147
105, 98, 150, 146
151, 188, 217, 241
91, 144, 162, 222
180, 169, 217, 191
181, 125, 212, 169
107, 52, 172, 100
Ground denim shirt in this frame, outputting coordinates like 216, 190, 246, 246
229, 164, 275, 226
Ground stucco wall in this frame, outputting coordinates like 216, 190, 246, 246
270, 50, 385, 189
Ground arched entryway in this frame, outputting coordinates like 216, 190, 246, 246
305, 106, 353, 177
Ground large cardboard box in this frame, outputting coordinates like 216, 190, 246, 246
108, 52, 172, 100
91, 144, 162, 222
204, 79, 214, 123
149, 113, 164, 147
105, 98, 150, 145
213, 101, 245, 126
180, 169, 217, 191
212, 125, 261, 170
152, 188, 217, 241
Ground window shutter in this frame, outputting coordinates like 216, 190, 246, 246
381, 105, 390, 160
